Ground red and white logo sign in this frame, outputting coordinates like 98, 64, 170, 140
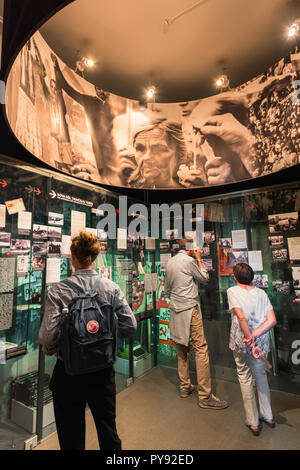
87, 320, 99, 334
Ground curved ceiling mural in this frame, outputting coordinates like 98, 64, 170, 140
5, 30, 300, 190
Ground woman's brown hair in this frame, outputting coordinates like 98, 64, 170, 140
233, 263, 254, 285
70, 231, 100, 267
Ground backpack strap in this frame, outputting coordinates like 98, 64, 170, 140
90, 275, 102, 294
61, 279, 83, 296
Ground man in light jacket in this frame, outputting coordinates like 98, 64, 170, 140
165, 237, 228, 410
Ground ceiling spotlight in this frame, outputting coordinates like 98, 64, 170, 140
146, 86, 156, 100
288, 20, 300, 38
75, 57, 95, 77
215, 74, 230, 90
85, 58, 95, 68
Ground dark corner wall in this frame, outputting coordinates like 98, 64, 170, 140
0, 0, 299, 206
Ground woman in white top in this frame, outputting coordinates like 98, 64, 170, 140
227, 263, 277, 436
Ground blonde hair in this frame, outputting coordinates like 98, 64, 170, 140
70, 231, 100, 267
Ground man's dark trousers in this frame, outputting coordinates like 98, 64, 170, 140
49, 359, 122, 450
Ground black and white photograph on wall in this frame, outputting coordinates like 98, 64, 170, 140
17, 255, 29, 276
10, 239, 31, 254
47, 241, 61, 256
294, 290, 300, 302
268, 212, 298, 233
0, 232, 11, 247
268, 235, 284, 247
48, 226, 62, 238
165, 229, 179, 241
204, 231, 215, 244
273, 281, 290, 295
99, 241, 107, 253
6, 31, 300, 191
272, 248, 288, 262
33, 257, 46, 271
201, 244, 210, 257
33, 224, 48, 238
202, 258, 213, 271
33, 241, 47, 255
99, 267, 111, 280
252, 274, 269, 288
219, 238, 232, 249
48, 212, 64, 226
160, 242, 170, 251
226, 250, 249, 268
292, 266, 300, 289
97, 229, 108, 241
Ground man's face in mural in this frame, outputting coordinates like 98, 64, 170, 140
133, 128, 176, 183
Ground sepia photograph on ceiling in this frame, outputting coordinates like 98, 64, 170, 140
4, 0, 300, 190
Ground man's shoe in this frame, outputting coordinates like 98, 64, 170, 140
180, 385, 195, 398
199, 394, 228, 410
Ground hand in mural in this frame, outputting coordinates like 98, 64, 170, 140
72, 163, 100, 181
200, 114, 257, 179
204, 157, 235, 185
116, 147, 138, 181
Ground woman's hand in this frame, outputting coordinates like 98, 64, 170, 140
242, 333, 255, 348
251, 345, 264, 359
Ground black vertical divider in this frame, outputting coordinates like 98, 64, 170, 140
36, 176, 51, 442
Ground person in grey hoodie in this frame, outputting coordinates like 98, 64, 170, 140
165, 237, 228, 409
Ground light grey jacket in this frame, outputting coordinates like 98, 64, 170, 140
39, 269, 137, 356
165, 251, 209, 346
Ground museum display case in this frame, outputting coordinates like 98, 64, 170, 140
155, 183, 300, 395
0, 155, 158, 448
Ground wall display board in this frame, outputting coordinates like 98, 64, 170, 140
6, 31, 300, 191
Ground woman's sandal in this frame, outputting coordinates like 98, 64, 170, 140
246, 424, 262, 436
259, 417, 276, 428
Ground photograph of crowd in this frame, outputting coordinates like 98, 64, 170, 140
268, 212, 298, 233
6, 31, 300, 190
268, 235, 284, 247
47, 241, 61, 256
273, 281, 290, 295
252, 274, 269, 288
272, 248, 288, 262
